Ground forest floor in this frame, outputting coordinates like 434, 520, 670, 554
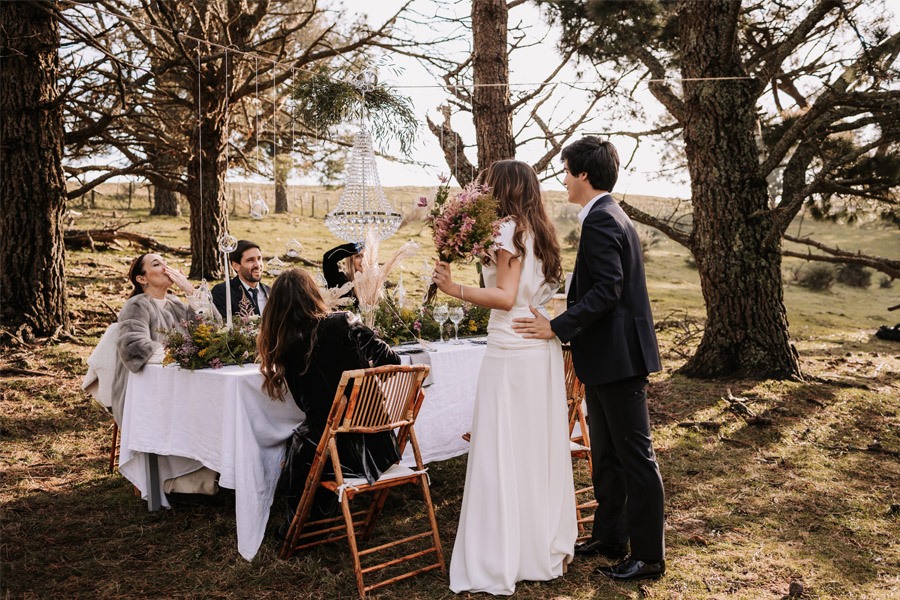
2, 188, 899, 599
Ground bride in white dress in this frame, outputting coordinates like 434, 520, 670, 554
432, 160, 577, 596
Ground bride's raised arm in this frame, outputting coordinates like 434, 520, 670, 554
432, 250, 521, 311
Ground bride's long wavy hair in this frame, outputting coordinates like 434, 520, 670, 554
257, 268, 329, 401
480, 160, 562, 286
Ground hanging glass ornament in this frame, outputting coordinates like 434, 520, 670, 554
193, 278, 218, 319
250, 194, 269, 219
324, 125, 401, 244
266, 256, 286, 276
394, 273, 407, 308
285, 239, 303, 258
217, 233, 238, 253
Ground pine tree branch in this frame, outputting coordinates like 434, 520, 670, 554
783, 235, 900, 279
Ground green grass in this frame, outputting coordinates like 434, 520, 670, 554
2, 186, 899, 598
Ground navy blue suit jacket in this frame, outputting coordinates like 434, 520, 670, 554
211, 277, 270, 319
550, 195, 661, 386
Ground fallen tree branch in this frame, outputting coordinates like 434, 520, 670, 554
677, 421, 722, 431
723, 389, 773, 426
817, 441, 900, 459
0, 368, 56, 378
65, 228, 190, 256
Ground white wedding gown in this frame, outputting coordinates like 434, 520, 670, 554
449, 221, 577, 595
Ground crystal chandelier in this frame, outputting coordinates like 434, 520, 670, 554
325, 125, 402, 243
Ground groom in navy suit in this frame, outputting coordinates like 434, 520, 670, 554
211, 240, 271, 319
512, 137, 665, 581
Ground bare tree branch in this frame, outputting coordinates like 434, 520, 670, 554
783, 234, 900, 279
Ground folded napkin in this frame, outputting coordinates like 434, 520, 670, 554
407, 350, 435, 387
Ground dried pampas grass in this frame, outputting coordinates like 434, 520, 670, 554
354, 230, 419, 313
320, 281, 355, 310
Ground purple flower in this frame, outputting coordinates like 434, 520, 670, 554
413, 320, 422, 332
417, 196, 428, 208
209, 358, 224, 369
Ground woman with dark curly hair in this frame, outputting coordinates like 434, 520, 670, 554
257, 267, 400, 526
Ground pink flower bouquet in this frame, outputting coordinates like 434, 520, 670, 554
423, 180, 504, 305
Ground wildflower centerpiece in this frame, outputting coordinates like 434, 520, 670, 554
423, 179, 505, 305
162, 299, 259, 370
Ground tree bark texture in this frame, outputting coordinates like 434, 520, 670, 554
186, 109, 228, 280
148, 47, 182, 217
274, 155, 289, 213
148, 143, 182, 216
471, 0, 516, 171
677, 0, 801, 379
151, 183, 181, 216
0, 1, 70, 334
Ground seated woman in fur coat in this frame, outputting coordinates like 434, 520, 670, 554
257, 267, 401, 527
113, 252, 218, 495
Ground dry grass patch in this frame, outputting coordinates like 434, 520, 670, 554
3, 198, 899, 598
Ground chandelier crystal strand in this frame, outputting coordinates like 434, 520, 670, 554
324, 125, 401, 243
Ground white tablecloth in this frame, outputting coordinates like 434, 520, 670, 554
399, 340, 486, 465
119, 364, 303, 561
118, 340, 486, 561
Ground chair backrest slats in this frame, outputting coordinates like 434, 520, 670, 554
330, 364, 430, 434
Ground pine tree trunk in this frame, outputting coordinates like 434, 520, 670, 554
151, 184, 181, 216
677, 0, 801, 379
186, 111, 228, 280
147, 38, 182, 217
149, 148, 181, 217
471, 0, 515, 170
274, 157, 289, 213
0, 1, 70, 335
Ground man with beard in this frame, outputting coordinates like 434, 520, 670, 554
212, 240, 271, 318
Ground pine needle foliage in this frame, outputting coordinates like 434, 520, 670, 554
292, 69, 418, 155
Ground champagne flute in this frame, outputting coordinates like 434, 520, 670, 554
449, 306, 464, 344
433, 304, 449, 343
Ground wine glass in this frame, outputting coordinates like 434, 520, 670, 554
449, 306, 464, 344
432, 304, 449, 343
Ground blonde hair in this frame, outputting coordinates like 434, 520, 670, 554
341, 256, 356, 282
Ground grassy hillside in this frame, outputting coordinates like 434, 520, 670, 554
2, 185, 898, 599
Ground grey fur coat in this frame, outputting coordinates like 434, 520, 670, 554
111, 293, 193, 424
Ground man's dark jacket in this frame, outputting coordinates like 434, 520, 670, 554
211, 277, 271, 319
551, 194, 661, 386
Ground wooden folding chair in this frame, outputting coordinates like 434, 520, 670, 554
562, 345, 598, 542
279, 364, 444, 598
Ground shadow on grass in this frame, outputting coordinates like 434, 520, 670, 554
648, 365, 899, 597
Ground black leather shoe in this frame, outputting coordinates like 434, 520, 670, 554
597, 557, 665, 581
574, 539, 628, 559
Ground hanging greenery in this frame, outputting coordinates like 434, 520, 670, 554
292, 68, 418, 155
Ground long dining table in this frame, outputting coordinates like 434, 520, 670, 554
117, 339, 487, 561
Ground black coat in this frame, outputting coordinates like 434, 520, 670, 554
279, 313, 401, 518
550, 195, 661, 386
211, 277, 270, 319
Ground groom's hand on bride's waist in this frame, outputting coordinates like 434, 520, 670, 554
512, 306, 556, 339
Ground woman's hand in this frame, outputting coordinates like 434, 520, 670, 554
432, 261, 456, 295
164, 266, 194, 295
